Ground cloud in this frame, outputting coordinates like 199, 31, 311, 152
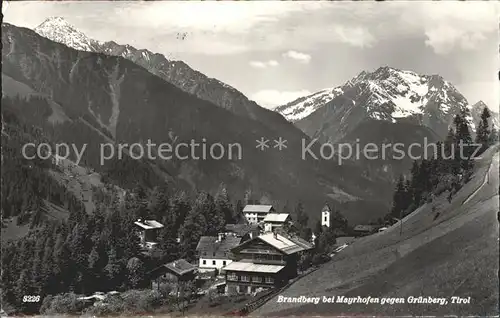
4, 1, 497, 57
249, 60, 279, 68
424, 26, 487, 55
251, 89, 312, 109
394, 2, 498, 55
333, 25, 376, 48
111, 2, 310, 34
282, 50, 311, 64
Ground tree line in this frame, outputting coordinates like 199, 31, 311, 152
1, 179, 242, 314
388, 106, 497, 222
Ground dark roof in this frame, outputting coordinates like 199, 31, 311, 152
322, 204, 331, 212
196, 235, 242, 258
287, 234, 315, 250
225, 223, 259, 237
148, 259, 196, 278
164, 259, 196, 276
354, 225, 376, 232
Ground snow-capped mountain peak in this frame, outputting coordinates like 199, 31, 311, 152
277, 66, 469, 121
276, 66, 474, 139
34, 17, 102, 52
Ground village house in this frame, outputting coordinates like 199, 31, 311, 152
196, 233, 242, 272
353, 224, 376, 237
222, 231, 313, 295
263, 213, 291, 233
149, 259, 197, 290
243, 204, 275, 225
134, 219, 164, 249
224, 223, 261, 240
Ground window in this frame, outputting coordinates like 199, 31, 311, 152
223, 261, 227, 266
212, 260, 216, 265
227, 273, 238, 281
241, 275, 249, 282
265, 277, 274, 284
324, 216, 327, 222
202, 260, 206, 265
251, 276, 262, 283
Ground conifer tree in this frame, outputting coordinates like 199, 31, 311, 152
15, 270, 32, 312
169, 191, 191, 231
453, 109, 473, 171
87, 245, 102, 292
126, 257, 144, 289
391, 175, 407, 218
179, 194, 208, 261
295, 202, 311, 241
475, 106, 492, 154
150, 185, 170, 220
234, 199, 244, 223
215, 183, 234, 224
489, 126, 499, 144
196, 191, 222, 236
104, 247, 123, 289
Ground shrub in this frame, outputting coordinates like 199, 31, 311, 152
122, 289, 163, 313
83, 290, 166, 316
434, 181, 449, 196
40, 293, 88, 315
311, 253, 330, 266
84, 296, 126, 316
464, 170, 473, 183
298, 252, 313, 272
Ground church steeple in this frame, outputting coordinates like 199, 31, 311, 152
321, 203, 331, 227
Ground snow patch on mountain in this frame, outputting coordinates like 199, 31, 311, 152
277, 66, 471, 129
274, 87, 344, 121
34, 17, 102, 52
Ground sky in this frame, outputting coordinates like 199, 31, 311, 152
3, 1, 499, 111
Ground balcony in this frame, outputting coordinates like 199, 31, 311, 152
234, 257, 286, 266
227, 275, 238, 281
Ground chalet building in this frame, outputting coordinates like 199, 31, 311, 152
134, 219, 164, 249
149, 259, 197, 290
223, 232, 313, 295
224, 223, 260, 240
196, 234, 242, 272
263, 213, 291, 233
321, 204, 331, 227
243, 204, 275, 224
353, 225, 376, 237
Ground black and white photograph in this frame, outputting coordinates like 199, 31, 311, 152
1, 1, 499, 316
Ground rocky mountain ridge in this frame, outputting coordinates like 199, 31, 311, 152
277, 66, 475, 141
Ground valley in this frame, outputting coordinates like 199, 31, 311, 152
1, 21, 393, 226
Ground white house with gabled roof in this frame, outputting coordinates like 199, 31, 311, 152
243, 204, 275, 224
263, 213, 291, 233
